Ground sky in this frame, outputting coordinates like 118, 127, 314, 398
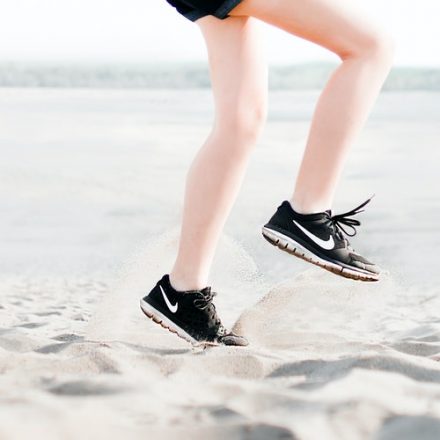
0, 0, 439, 67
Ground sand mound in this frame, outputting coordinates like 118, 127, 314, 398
1, 228, 439, 439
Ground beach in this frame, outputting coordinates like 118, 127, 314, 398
0, 87, 439, 439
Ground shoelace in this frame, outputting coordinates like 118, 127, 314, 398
193, 288, 224, 330
325, 194, 375, 239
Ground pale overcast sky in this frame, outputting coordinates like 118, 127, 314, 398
0, 0, 438, 66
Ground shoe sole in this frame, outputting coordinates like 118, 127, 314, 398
139, 300, 220, 348
262, 226, 379, 282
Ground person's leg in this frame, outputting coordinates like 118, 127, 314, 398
229, 0, 394, 213
169, 15, 268, 291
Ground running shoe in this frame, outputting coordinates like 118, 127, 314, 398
261, 196, 380, 281
140, 273, 248, 347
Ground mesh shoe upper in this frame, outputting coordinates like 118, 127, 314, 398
142, 274, 248, 346
265, 196, 380, 274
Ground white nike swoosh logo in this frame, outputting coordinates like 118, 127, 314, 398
292, 220, 335, 250
160, 285, 178, 313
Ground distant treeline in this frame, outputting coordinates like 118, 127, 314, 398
0, 62, 439, 90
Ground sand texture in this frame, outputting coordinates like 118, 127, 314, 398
1, 88, 439, 439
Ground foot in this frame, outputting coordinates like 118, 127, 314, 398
140, 274, 248, 347
261, 196, 380, 282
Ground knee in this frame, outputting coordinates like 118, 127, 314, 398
366, 30, 395, 65
215, 98, 268, 149
341, 29, 395, 67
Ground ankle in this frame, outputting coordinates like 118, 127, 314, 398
289, 198, 331, 215
168, 272, 207, 292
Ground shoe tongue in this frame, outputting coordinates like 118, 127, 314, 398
200, 286, 211, 294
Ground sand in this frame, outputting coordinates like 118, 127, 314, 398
0, 88, 439, 439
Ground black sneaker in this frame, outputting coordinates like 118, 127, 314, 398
261, 196, 380, 281
139, 274, 248, 347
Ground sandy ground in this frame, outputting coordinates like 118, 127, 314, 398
0, 88, 439, 439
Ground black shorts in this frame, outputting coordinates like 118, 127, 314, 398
166, 0, 244, 23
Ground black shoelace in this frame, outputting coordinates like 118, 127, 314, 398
193, 288, 225, 333
324, 194, 375, 239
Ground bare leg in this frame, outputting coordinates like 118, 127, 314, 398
169, 16, 268, 291
230, 0, 394, 213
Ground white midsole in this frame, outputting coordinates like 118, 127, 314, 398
139, 299, 198, 345
262, 226, 379, 280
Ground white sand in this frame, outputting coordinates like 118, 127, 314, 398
0, 88, 439, 439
